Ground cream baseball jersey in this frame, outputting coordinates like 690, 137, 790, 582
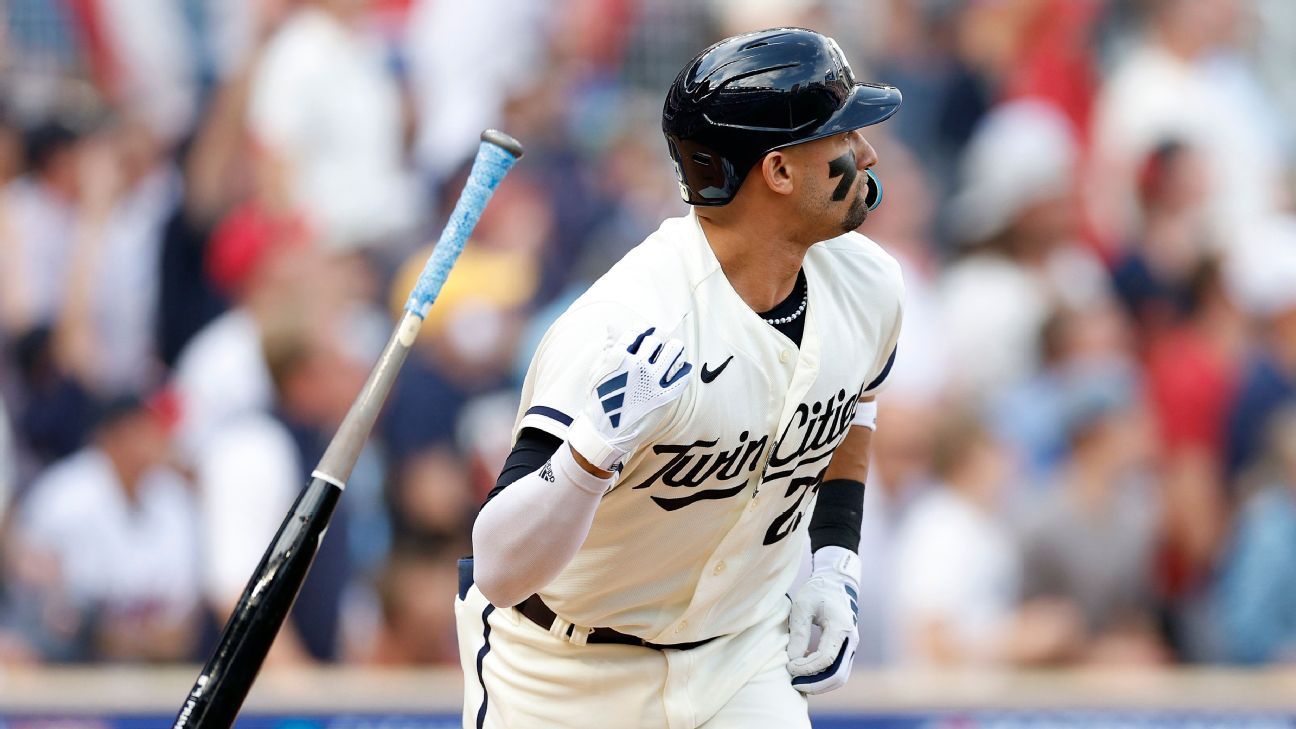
514, 210, 903, 644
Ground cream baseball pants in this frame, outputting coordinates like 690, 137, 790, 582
455, 583, 810, 728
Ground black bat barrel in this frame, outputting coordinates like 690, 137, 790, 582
173, 477, 342, 728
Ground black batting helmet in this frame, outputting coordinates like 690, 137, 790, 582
663, 28, 902, 206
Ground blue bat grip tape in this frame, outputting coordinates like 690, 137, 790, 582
404, 142, 520, 318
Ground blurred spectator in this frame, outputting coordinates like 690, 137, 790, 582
90, 0, 198, 143
155, 6, 284, 368
855, 398, 936, 665
1217, 408, 1296, 664
1111, 141, 1216, 338
196, 315, 367, 663
8, 394, 199, 662
1089, 0, 1288, 248
364, 536, 463, 665
992, 303, 1134, 482
994, 0, 1104, 136
0, 120, 82, 336
1145, 257, 1246, 659
891, 412, 1081, 666
1224, 219, 1296, 482
940, 100, 1110, 398
248, 0, 420, 251
9, 325, 95, 467
56, 120, 180, 396
1018, 364, 1166, 665
170, 196, 312, 463
389, 446, 474, 542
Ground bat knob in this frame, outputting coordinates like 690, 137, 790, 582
481, 129, 525, 159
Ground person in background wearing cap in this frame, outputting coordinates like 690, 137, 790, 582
7, 394, 200, 662
938, 100, 1111, 398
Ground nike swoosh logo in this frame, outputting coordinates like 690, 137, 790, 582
699, 356, 733, 383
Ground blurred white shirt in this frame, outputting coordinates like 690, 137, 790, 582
196, 413, 298, 605
17, 448, 200, 624
93, 166, 179, 394
1, 178, 75, 330
938, 255, 1047, 398
172, 309, 272, 465
249, 7, 419, 250
95, 0, 197, 141
938, 247, 1109, 399
889, 487, 1020, 665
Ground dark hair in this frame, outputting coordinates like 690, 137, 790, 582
24, 120, 79, 176
90, 394, 149, 434
1136, 138, 1188, 210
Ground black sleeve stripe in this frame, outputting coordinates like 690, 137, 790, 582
524, 405, 574, 427
864, 347, 897, 392
480, 428, 564, 508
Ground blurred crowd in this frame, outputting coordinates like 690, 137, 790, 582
1, 0, 1295, 671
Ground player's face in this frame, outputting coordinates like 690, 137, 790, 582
794, 130, 878, 236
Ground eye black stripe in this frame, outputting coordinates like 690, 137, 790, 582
828, 151, 857, 202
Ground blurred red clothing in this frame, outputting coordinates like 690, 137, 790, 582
1147, 326, 1240, 601
206, 201, 310, 296
1001, 0, 1102, 145
1146, 328, 1240, 456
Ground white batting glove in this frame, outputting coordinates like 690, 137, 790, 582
566, 327, 693, 472
788, 545, 860, 695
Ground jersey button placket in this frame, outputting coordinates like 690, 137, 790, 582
713, 561, 726, 575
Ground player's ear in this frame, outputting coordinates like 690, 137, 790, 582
758, 150, 795, 197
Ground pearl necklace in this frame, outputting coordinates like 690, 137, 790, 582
762, 289, 808, 326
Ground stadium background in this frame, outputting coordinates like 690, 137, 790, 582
3, 0, 1296, 725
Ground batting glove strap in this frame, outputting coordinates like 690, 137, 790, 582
565, 415, 626, 474
787, 546, 861, 695
813, 545, 862, 584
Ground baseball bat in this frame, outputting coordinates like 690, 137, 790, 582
172, 130, 525, 729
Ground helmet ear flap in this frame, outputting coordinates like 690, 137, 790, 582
863, 169, 883, 211
665, 136, 746, 205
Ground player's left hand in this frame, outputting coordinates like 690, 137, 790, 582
787, 545, 860, 695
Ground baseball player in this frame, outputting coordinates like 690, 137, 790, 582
457, 28, 904, 728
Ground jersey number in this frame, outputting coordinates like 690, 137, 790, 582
762, 466, 827, 545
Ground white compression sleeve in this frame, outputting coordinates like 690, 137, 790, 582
471, 443, 611, 608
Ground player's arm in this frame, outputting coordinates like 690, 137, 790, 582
471, 327, 692, 608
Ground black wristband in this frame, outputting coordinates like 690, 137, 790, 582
808, 478, 865, 553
